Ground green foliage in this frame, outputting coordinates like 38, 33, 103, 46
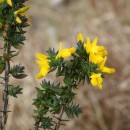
0, 56, 5, 74
40, 117, 53, 130
76, 41, 89, 60
33, 41, 100, 130
33, 78, 82, 130
8, 85, 23, 98
10, 64, 27, 79
33, 33, 116, 129
65, 103, 82, 118
0, 0, 30, 129
0, 0, 29, 48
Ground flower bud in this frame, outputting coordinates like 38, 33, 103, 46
0, 23, 2, 28
4, 24, 9, 31
3, 31, 7, 38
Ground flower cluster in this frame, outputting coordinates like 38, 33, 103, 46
77, 33, 115, 89
36, 33, 115, 89
14, 6, 30, 23
0, 0, 30, 24
36, 42, 76, 79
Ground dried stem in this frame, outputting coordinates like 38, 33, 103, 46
53, 105, 64, 130
34, 118, 41, 130
34, 105, 65, 130
0, 42, 10, 130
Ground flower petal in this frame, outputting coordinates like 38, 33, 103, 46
41, 67, 50, 76
7, 0, 12, 6
16, 16, 22, 23
0, 0, 4, 4
36, 53, 48, 60
92, 37, 98, 46
89, 53, 103, 64
102, 67, 115, 74
90, 73, 103, 89
77, 33, 84, 43
36, 73, 43, 79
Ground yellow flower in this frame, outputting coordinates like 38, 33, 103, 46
56, 42, 76, 59
84, 37, 98, 54
84, 37, 108, 56
7, 0, 12, 6
84, 37, 108, 64
77, 33, 84, 43
36, 53, 50, 79
90, 73, 103, 89
0, 23, 2, 28
0, 0, 4, 4
99, 56, 115, 74
14, 6, 30, 23
97, 46, 108, 57
89, 53, 104, 64
0, 0, 12, 6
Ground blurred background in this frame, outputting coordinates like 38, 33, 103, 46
0, 0, 130, 130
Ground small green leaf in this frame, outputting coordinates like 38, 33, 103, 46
65, 103, 82, 118
0, 56, 5, 74
12, 74, 27, 79
8, 85, 23, 98
10, 64, 27, 79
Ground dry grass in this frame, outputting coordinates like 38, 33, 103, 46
0, 0, 130, 130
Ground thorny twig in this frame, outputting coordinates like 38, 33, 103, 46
0, 42, 10, 130
53, 105, 65, 130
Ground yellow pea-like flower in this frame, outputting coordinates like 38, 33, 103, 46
77, 33, 84, 43
99, 56, 115, 74
0, 0, 13, 6
14, 6, 30, 24
16, 16, 22, 24
84, 37, 98, 54
90, 73, 103, 89
0, 23, 2, 28
97, 46, 108, 57
89, 53, 104, 64
7, 0, 12, 6
0, 0, 4, 4
56, 42, 76, 59
14, 6, 30, 15
36, 53, 50, 79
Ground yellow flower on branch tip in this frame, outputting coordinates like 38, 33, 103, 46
0, 0, 12, 6
0, 0, 4, 4
89, 53, 104, 64
99, 56, 115, 74
36, 53, 50, 79
7, 0, 12, 6
84, 37, 98, 54
0, 23, 2, 28
14, 6, 30, 23
56, 42, 76, 59
90, 73, 103, 89
97, 46, 108, 57
14, 6, 30, 15
77, 33, 84, 43
84, 37, 108, 56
